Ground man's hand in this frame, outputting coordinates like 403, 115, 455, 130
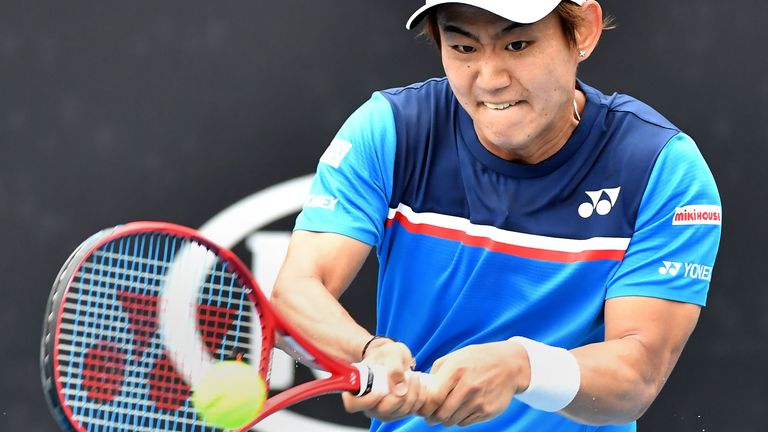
418, 341, 530, 427
342, 338, 429, 422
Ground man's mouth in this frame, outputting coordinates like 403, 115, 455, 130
482, 101, 518, 110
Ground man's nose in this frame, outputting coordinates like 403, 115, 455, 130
476, 56, 512, 93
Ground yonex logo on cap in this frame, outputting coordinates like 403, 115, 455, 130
578, 187, 621, 218
672, 205, 722, 226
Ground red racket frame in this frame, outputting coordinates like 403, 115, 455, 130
48, 221, 368, 431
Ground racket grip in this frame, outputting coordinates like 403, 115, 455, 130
352, 363, 389, 396
352, 363, 435, 396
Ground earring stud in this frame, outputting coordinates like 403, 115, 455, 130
578, 49, 586, 58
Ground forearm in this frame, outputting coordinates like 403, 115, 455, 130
270, 231, 375, 363
560, 337, 670, 425
271, 271, 372, 363
559, 298, 699, 425
271, 234, 422, 421
513, 298, 699, 426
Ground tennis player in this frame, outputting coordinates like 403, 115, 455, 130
271, 1, 722, 431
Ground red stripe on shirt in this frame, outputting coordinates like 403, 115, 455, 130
386, 211, 626, 263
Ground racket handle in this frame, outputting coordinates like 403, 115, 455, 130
352, 363, 388, 396
352, 363, 435, 396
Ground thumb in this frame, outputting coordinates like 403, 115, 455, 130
389, 368, 408, 397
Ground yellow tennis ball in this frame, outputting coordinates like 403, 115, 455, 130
191, 360, 266, 430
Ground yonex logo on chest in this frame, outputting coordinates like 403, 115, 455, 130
578, 187, 621, 218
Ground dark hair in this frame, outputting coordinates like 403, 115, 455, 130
419, 2, 616, 50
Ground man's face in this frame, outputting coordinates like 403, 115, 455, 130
437, 5, 580, 163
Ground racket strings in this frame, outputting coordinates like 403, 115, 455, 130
55, 232, 263, 431
148, 355, 191, 411
80, 342, 128, 402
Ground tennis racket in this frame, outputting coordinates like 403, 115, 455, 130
40, 221, 389, 432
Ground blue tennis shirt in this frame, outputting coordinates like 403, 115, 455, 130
295, 78, 721, 432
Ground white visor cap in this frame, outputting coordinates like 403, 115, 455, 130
406, 0, 586, 30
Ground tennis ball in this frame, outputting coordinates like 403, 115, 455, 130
191, 361, 266, 430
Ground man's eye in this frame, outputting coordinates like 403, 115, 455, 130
452, 45, 476, 54
506, 41, 528, 52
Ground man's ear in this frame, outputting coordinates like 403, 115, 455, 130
575, 0, 604, 61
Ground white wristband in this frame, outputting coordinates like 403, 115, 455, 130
509, 336, 581, 412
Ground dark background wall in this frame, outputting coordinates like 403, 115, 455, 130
2, 1, 766, 430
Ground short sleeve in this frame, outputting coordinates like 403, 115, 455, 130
293, 92, 396, 247
606, 133, 722, 306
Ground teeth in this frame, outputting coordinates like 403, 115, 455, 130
483, 102, 514, 110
